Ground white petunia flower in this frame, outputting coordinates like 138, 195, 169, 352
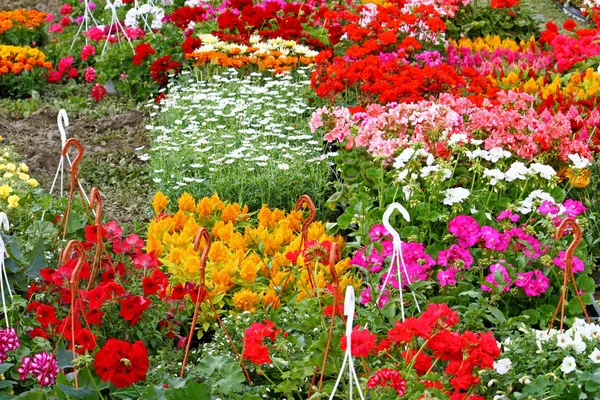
561, 356, 577, 374
493, 359, 512, 375
589, 348, 600, 364
556, 333, 574, 349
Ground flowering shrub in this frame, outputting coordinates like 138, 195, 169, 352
0, 9, 47, 46
146, 68, 331, 211
146, 191, 358, 325
0, 45, 52, 97
486, 320, 600, 399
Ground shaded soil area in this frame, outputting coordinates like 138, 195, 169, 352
0, 0, 61, 12
0, 106, 153, 229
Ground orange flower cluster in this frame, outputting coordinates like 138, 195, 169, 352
146, 192, 359, 314
0, 9, 47, 35
0, 45, 51, 76
187, 49, 315, 74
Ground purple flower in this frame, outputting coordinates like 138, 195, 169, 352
538, 200, 559, 215
448, 215, 481, 247
437, 244, 473, 269
88, 1, 96, 11
481, 226, 509, 252
481, 263, 512, 293
75, 15, 84, 24
437, 268, 457, 286
515, 270, 549, 297
553, 251, 585, 273
497, 209, 519, 223
562, 199, 587, 217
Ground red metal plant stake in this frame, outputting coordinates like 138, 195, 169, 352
54, 139, 93, 247
52, 240, 96, 389
87, 188, 115, 288
180, 228, 252, 384
548, 217, 591, 333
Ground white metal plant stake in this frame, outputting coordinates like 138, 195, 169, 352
328, 286, 365, 400
376, 202, 421, 322
48, 110, 90, 205
70, 0, 100, 50
102, 0, 134, 59
0, 213, 14, 328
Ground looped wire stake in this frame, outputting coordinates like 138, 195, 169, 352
0, 213, 13, 328
328, 286, 365, 400
180, 228, 251, 383
87, 188, 114, 288
49, 111, 91, 212
53, 240, 95, 389
295, 195, 317, 250
548, 217, 590, 332
54, 138, 93, 247
377, 202, 419, 321
101, 0, 135, 59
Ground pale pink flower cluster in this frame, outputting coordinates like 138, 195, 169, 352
310, 90, 592, 163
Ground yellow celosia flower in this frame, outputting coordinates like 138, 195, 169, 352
221, 203, 248, 224
523, 78, 537, 94
208, 241, 230, 264
263, 289, 280, 309
152, 191, 169, 214
501, 72, 519, 86
0, 184, 11, 199
232, 288, 260, 312
240, 253, 260, 282
178, 192, 195, 212
7, 194, 19, 208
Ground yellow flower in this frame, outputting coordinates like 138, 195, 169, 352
26, 178, 38, 188
263, 289, 280, 310
211, 265, 234, 293
501, 71, 519, 86
232, 288, 260, 312
18, 163, 28, 173
0, 184, 11, 199
152, 191, 169, 214
5, 163, 15, 173
523, 78, 538, 94
221, 203, 248, 224
240, 253, 260, 282
7, 194, 19, 208
208, 241, 230, 264
178, 192, 195, 212
18, 172, 29, 181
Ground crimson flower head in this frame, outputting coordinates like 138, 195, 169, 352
340, 325, 377, 358
367, 368, 406, 396
303, 240, 332, 265
563, 19, 577, 31
94, 339, 149, 388
132, 43, 156, 66
119, 295, 151, 326
36, 304, 58, 329
242, 320, 280, 364
91, 83, 107, 102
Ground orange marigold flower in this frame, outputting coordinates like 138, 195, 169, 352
232, 288, 260, 312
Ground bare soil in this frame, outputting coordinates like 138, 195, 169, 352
0, 106, 153, 228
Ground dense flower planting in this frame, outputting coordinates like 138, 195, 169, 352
1, 0, 600, 398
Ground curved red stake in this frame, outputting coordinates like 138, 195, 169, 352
52, 240, 95, 389
294, 195, 317, 292
180, 229, 252, 383
87, 188, 114, 289
54, 139, 92, 247
314, 242, 344, 397
548, 217, 590, 333
181, 228, 211, 378
295, 195, 316, 250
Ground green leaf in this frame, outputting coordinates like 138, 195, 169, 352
169, 381, 210, 400
487, 306, 506, 324
15, 389, 47, 400
57, 384, 98, 400
0, 363, 13, 375
56, 345, 74, 369
26, 236, 48, 279
139, 385, 168, 400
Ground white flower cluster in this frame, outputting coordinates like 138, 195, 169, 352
483, 161, 556, 187
145, 68, 329, 189
190, 34, 319, 58
393, 147, 452, 201
125, 3, 165, 29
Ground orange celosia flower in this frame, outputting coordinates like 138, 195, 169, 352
232, 288, 260, 312
178, 192, 195, 212
152, 191, 169, 214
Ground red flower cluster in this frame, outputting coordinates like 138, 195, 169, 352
94, 339, 149, 388
490, 0, 520, 8
150, 55, 182, 86
242, 320, 280, 364
215, 2, 326, 49
171, 6, 209, 30
132, 43, 156, 66
367, 368, 407, 396
340, 325, 377, 357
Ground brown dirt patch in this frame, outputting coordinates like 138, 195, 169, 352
0, 106, 153, 228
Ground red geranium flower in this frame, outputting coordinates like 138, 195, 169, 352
94, 339, 149, 388
340, 325, 376, 358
